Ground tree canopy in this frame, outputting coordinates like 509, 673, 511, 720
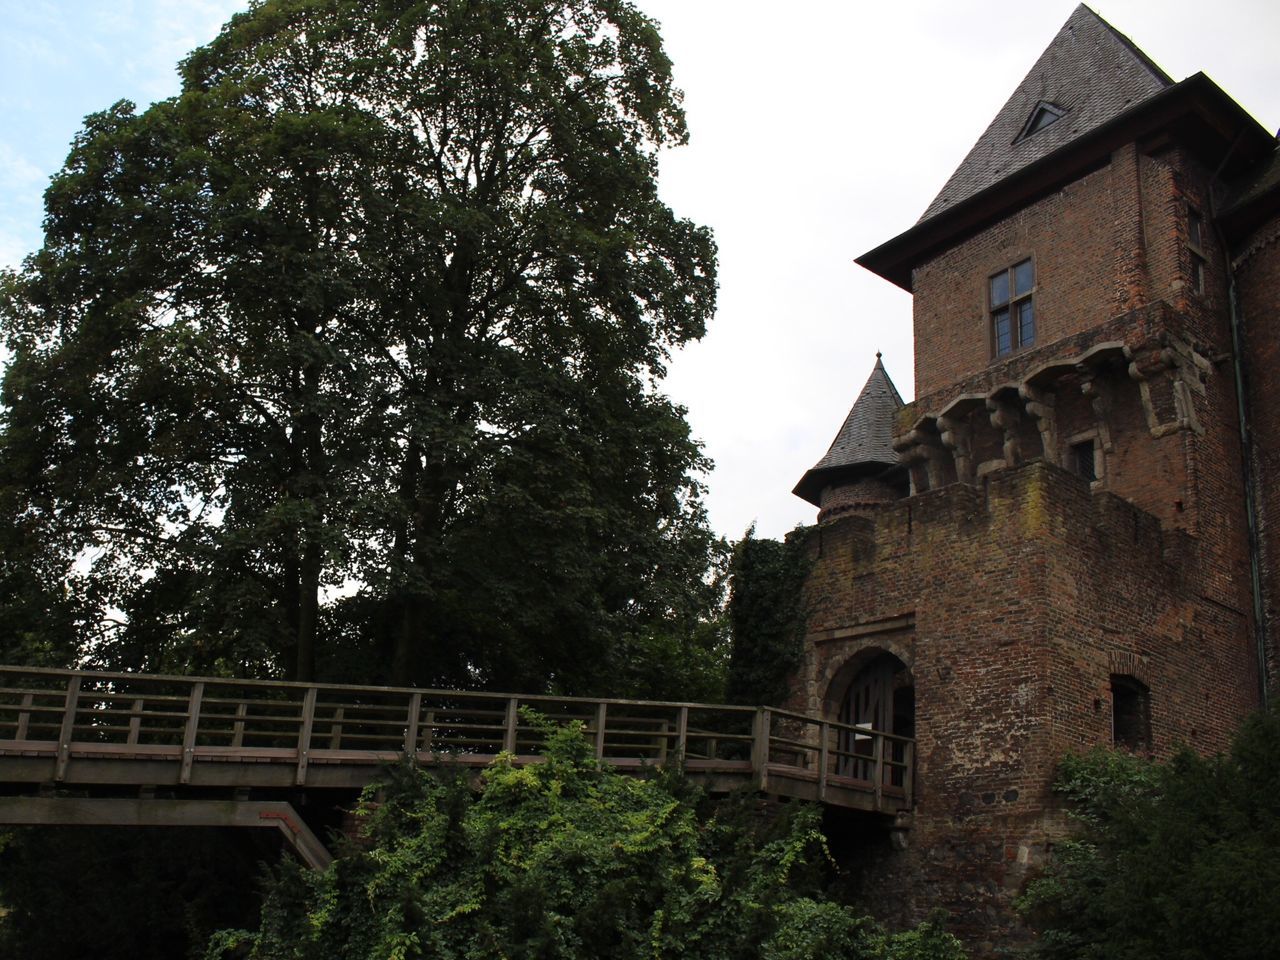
0, 0, 723, 692
725, 525, 811, 706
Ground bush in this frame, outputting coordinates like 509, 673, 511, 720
213, 718, 966, 960
1017, 708, 1280, 960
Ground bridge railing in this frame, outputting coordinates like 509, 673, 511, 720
0, 666, 911, 811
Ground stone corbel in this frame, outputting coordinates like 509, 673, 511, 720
1125, 336, 1210, 437
1168, 338, 1210, 435
1076, 365, 1115, 453
893, 427, 947, 493
936, 415, 974, 483
1018, 384, 1059, 466
986, 396, 1023, 467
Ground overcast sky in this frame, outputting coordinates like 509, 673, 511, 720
2, 1, 1277, 542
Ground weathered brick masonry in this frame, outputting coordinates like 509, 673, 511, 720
787, 5, 1277, 952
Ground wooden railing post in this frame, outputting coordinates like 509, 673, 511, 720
14, 692, 33, 741
231, 701, 248, 748
54, 674, 81, 782
180, 682, 205, 784
818, 721, 830, 803
751, 707, 771, 792
903, 740, 915, 806
594, 702, 607, 759
675, 706, 688, 764
328, 706, 345, 750
295, 687, 317, 786
872, 730, 885, 810
403, 693, 422, 759
127, 699, 144, 745
503, 698, 519, 754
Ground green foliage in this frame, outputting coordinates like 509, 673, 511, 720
0, 0, 723, 692
725, 526, 812, 706
212, 721, 965, 960
1017, 708, 1280, 960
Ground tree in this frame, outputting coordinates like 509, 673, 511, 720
0, 0, 721, 690
1017, 708, 1280, 959
207, 718, 967, 960
725, 525, 812, 706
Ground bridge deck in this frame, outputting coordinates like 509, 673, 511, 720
0, 666, 913, 820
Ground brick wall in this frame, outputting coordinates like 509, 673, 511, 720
910, 147, 1234, 399
788, 461, 1260, 949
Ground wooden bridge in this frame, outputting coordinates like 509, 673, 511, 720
0, 665, 913, 868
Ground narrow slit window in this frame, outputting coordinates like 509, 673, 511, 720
1187, 207, 1207, 295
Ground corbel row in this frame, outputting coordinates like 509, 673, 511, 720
893, 342, 1136, 489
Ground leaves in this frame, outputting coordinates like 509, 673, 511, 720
1017, 708, 1280, 960
725, 526, 812, 706
215, 720, 966, 960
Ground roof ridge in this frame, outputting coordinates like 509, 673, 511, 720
1078, 4, 1175, 86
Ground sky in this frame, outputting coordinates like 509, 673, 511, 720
1, 1, 1277, 542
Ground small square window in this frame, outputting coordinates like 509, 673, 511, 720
1071, 439, 1098, 483
990, 259, 1034, 357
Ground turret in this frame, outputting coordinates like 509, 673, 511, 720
793, 354, 907, 521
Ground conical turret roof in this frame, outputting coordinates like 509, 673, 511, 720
919, 5, 1172, 224
793, 355, 904, 507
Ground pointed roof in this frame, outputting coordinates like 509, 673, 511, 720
793, 355, 904, 507
857, 7, 1274, 290
919, 5, 1172, 224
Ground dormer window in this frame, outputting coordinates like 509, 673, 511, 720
990, 259, 1035, 357
1015, 101, 1066, 142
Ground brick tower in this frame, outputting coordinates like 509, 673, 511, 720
787, 5, 1279, 950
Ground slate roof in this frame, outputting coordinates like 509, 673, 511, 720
918, 4, 1173, 225
1223, 144, 1280, 220
793, 355, 904, 506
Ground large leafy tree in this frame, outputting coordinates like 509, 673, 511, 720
0, 0, 722, 690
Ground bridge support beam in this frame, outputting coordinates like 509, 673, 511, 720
0, 796, 333, 870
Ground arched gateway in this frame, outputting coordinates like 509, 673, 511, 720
830, 650, 913, 785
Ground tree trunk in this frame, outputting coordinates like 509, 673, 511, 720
295, 541, 321, 682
